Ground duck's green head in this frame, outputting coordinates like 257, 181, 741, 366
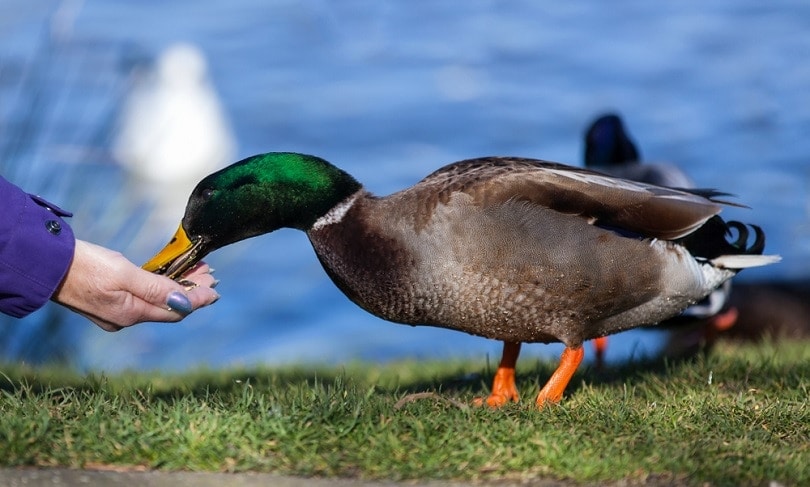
143, 152, 361, 278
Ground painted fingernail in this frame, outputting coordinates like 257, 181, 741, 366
211, 279, 220, 289
208, 268, 216, 274
166, 291, 193, 315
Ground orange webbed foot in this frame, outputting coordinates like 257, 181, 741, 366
473, 341, 521, 408
473, 366, 520, 407
535, 346, 584, 408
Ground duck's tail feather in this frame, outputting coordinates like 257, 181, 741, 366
711, 254, 781, 269
677, 216, 776, 263
681, 188, 749, 208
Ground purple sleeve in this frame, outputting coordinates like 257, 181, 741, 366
0, 176, 76, 318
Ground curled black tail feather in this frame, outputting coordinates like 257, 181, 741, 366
676, 216, 766, 260
726, 221, 766, 254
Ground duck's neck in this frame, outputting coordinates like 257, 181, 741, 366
280, 156, 364, 231
310, 191, 363, 231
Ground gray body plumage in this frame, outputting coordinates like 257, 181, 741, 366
307, 157, 743, 348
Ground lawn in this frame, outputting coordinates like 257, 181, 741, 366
1, 340, 807, 486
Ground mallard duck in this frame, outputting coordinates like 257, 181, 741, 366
143, 152, 779, 408
584, 112, 738, 364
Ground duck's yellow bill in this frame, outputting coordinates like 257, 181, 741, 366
142, 224, 194, 273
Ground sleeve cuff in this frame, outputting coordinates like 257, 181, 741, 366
0, 183, 76, 318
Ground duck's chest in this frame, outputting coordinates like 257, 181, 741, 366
307, 209, 427, 324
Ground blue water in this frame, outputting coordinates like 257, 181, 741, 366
1, 0, 808, 371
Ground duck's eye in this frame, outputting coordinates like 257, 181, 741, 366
201, 188, 215, 200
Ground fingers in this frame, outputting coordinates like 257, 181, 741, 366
157, 279, 220, 319
182, 262, 216, 283
126, 263, 220, 325
126, 288, 211, 325
176, 261, 220, 309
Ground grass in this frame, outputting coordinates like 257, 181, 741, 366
1, 341, 808, 486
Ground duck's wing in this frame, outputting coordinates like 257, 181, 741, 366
416, 157, 725, 240
588, 162, 696, 190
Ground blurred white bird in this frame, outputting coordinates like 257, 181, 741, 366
113, 42, 236, 233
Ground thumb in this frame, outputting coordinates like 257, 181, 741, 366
131, 268, 218, 320
165, 289, 193, 316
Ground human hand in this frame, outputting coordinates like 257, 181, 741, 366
52, 240, 220, 331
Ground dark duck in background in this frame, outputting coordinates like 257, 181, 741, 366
584, 113, 741, 365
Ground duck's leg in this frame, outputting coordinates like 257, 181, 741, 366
703, 306, 739, 345
591, 336, 608, 369
709, 306, 739, 332
473, 341, 521, 408
535, 346, 584, 407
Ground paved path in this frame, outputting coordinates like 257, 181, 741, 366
0, 468, 576, 487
